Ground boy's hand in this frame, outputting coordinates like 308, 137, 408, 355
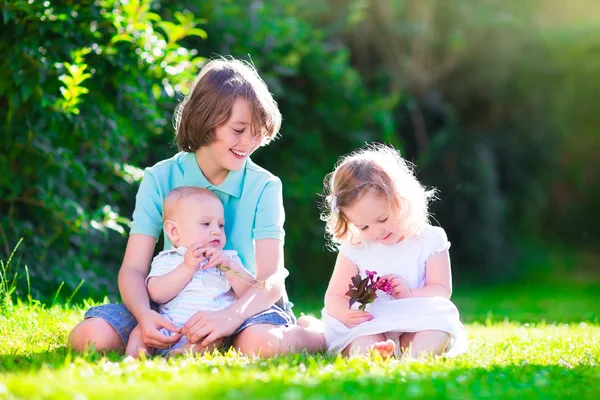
202, 248, 232, 271
340, 309, 373, 328
183, 242, 207, 271
138, 309, 182, 349
381, 273, 412, 299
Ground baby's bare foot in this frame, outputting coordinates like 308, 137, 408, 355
297, 315, 324, 332
368, 339, 396, 358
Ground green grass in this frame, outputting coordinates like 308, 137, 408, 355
1, 248, 599, 399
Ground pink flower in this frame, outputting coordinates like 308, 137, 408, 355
346, 270, 395, 310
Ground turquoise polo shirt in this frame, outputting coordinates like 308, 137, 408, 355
129, 151, 285, 275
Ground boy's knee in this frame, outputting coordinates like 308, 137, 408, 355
68, 318, 124, 352
233, 326, 283, 357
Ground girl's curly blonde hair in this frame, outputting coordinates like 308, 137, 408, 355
321, 144, 436, 246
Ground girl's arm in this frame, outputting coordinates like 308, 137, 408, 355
147, 263, 196, 304
118, 234, 182, 347
325, 253, 373, 327
409, 250, 452, 299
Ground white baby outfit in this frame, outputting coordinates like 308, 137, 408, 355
147, 247, 242, 349
322, 225, 468, 357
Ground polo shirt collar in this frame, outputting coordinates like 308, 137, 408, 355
182, 152, 244, 198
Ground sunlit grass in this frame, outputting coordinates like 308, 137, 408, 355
1, 242, 599, 399
1, 295, 599, 399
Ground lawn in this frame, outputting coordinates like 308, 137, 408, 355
1, 251, 599, 399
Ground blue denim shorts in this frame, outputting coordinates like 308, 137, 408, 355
84, 298, 296, 348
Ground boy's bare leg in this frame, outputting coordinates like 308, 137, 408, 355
125, 325, 152, 358
232, 320, 326, 358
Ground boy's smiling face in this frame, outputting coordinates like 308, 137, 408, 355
209, 97, 261, 173
165, 194, 226, 250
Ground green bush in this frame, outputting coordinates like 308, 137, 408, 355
0, 0, 206, 299
1, 0, 394, 299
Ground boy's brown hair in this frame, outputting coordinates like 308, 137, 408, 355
174, 58, 282, 151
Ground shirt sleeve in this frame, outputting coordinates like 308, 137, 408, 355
129, 168, 163, 239
339, 241, 362, 266
253, 177, 285, 241
424, 226, 451, 259
146, 253, 181, 284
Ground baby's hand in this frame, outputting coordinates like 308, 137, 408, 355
340, 309, 373, 328
382, 274, 412, 299
202, 248, 231, 271
183, 242, 207, 271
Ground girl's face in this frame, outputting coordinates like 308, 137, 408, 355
207, 97, 261, 173
342, 190, 404, 245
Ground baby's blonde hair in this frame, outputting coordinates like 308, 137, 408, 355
163, 186, 219, 223
321, 144, 436, 245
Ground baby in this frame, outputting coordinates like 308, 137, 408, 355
126, 186, 256, 357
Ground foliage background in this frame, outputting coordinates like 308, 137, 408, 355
1, 0, 598, 301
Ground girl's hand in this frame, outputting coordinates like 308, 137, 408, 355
138, 309, 182, 349
382, 274, 412, 299
340, 309, 373, 328
202, 248, 231, 271
183, 242, 207, 271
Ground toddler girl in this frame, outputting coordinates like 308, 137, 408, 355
321, 144, 467, 358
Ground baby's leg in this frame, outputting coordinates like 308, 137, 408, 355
400, 330, 450, 358
343, 334, 395, 358
169, 338, 224, 357
125, 325, 153, 358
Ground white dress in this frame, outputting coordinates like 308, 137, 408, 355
322, 225, 468, 357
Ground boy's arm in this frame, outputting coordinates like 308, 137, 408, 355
118, 234, 182, 348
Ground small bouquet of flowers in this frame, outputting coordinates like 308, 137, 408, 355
345, 270, 394, 311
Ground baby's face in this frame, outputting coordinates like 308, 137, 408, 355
342, 190, 403, 245
170, 195, 226, 250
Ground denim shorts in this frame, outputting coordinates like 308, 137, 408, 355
84, 297, 296, 348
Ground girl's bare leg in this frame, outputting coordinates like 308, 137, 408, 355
343, 334, 395, 358
400, 330, 450, 358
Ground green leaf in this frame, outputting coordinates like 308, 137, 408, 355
111, 34, 133, 43
357, 277, 368, 296
188, 28, 207, 39
348, 298, 356, 309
